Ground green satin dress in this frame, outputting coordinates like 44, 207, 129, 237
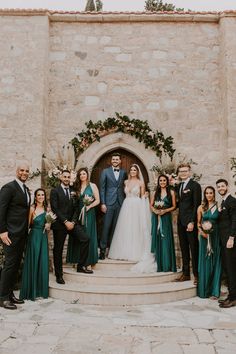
67, 184, 98, 266
198, 207, 221, 298
151, 195, 176, 272
20, 212, 49, 300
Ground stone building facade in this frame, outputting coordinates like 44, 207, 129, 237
0, 9, 236, 192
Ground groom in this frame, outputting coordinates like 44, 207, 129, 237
99, 152, 127, 259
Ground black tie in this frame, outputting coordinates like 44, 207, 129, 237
179, 182, 184, 196
65, 188, 70, 200
221, 199, 225, 209
23, 184, 29, 203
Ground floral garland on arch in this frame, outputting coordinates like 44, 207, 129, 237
70, 112, 175, 167
31, 113, 175, 188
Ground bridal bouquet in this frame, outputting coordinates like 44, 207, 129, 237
154, 200, 165, 209
44, 211, 57, 232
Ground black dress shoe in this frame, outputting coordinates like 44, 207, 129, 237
56, 277, 65, 284
219, 299, 236, 308
9, 293, 24, 304
175, 274, 190, 282
77, 266, 94, 274
99, 250, 105, 260
0, 300, 17, 310
218, 297, 230, 304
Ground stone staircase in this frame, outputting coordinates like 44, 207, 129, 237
49, 259, 196, 306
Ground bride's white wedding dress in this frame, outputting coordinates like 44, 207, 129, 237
108, 184, 156, 273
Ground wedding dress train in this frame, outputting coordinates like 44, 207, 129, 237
108, 185, 156, 273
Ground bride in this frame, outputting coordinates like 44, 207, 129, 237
108, 164, 156, 272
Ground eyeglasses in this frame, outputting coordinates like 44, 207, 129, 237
178, 170, 189, 173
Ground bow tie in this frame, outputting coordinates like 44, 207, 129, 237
114, 169, 120, 172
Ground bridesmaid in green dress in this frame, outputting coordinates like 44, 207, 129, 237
197, 186, 221, 299
20, 189, 49, 301
67, 168, 100, 268
151, 174, 177, 272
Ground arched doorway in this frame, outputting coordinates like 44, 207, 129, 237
90, 148, 149, 241
91, 148, 149, 187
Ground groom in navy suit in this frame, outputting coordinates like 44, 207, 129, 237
99, 152, 127, 259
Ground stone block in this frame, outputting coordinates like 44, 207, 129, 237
104, 46, 121, 53
116, 54, 132, 62
50, 52, 66, 61
147, 102, 160, 111
84, 96, 100, 106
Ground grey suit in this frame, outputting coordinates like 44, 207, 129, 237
100, 167, 127, 250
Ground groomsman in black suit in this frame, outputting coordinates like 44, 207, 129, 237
50, 170, 92, 285
216, 179, 236, 308
176, 163, 202, 285
99, 152, 127, 260
0, 163, 31, 310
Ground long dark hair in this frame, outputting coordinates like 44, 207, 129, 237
153, 174, 172, 204
75, 167, 89, 194
33, 188, 47, 210
202, 186, 216, 212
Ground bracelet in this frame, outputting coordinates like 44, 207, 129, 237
64, 220, 68, 224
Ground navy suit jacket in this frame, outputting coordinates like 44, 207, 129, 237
100, 167, 127, 206
0, 180, 30, 235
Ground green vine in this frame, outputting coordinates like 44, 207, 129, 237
230, 157, 236, 185
70, 112, 175, 168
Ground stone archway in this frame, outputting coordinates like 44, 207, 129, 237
76, 132, 158, 185
76, 132, 158, 240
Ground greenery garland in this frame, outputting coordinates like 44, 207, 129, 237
70, 112, 175, 168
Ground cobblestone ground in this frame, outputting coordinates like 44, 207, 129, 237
1, 296, 236, 354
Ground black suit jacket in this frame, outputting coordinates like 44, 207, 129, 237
218, 194, 236, 246
0, 180, 30, 235
177, 179, 202, 226
50, 185, 76, 230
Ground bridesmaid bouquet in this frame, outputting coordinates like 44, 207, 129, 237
200, 220, 213, 234
200, 220, 214, 256
83, 194, 95, 206
44, 211, 57, 232
79, 195, 95, 225
154, 200, 165, 209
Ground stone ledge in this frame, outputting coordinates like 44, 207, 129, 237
0, 9, 235, 22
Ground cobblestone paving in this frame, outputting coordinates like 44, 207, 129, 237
1, 296, 236, 353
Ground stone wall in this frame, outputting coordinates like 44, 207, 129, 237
0, 11, 236, 192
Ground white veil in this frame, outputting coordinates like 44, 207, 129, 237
130, 164, 157, 273
131, 163, 144, 184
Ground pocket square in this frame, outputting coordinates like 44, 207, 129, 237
183, 189, 191, 194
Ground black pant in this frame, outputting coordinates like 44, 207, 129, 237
0, 233, 26, 300
177, 221, 199, 277
53, 224, 90, 277
224, 246, 236, 300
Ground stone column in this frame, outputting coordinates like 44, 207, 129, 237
0, 14, 49, 187
219, 13, 236, 192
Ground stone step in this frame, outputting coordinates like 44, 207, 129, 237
49, 275, 196, 306
93, 259, 136, 270
63, 267, 180, 285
